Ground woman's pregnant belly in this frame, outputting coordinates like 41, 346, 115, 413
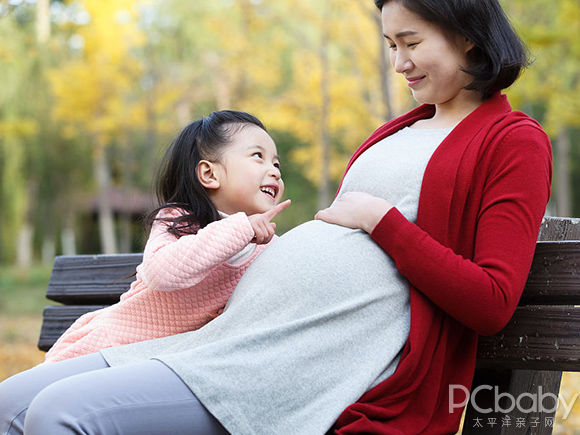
151, 221, 412, 435
224, 219, 410, 325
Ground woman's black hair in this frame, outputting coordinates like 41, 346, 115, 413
374, 0, 529, 99
146, 110, 267, 237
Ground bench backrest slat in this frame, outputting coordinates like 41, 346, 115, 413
519, 241, 580, 305
463, 216, 580, 435
476, 305, 580, 371
46, 254, 142, 304
537, 216, 580, 241
38, 305, 109, 352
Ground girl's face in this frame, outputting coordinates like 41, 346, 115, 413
203, 124, 284, 216
381, 1, 476, 110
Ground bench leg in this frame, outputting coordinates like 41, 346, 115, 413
462, 368, 561, 434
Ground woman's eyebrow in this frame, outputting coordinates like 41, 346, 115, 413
384, 30, 418, 39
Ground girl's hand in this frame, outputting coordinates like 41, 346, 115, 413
314, 192, 393, 233
248, 199, 291, 244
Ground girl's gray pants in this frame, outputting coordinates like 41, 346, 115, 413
0, 352, 228, 434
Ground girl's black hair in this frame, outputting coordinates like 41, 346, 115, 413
146, 110, 267, 237
374, 0, 529, 99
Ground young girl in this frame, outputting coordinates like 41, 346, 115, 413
44, 110, 290, 363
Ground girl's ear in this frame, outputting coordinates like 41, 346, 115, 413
197, 160, 221, 190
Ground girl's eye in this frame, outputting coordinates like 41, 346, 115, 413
408, 42, 418, 48
252, 152, 263, 159
389, 44, 396, 50
274, 162, 280, 169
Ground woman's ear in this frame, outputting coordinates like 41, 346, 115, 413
197, 160, 221, 190
464, 37, 475, 53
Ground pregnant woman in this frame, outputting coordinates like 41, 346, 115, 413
0, 0, 552, 434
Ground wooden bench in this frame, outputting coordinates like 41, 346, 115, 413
37, 216, 580, 434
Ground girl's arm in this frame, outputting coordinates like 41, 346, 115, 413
142, 201, 289, 291
139, 209, 255, 291
316, 126, 551, 336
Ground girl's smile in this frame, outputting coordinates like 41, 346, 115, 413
260, 184, 279, 200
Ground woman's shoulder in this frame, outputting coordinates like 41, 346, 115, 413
467, 105, 552, 174
498, 111, 550, 148
479, 111, 552, 173
477, 103, 550, 150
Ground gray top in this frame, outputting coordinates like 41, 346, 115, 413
102, 127, 451, 434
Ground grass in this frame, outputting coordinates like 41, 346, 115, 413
0, 264, 52, 380
0, 264, 54, 315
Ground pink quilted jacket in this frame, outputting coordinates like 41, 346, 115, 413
44, 209, 272, 363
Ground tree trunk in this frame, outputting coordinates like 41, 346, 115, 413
16, 181, 37, 268
144, 41, 158, 177
373, 14, 394, 121
61, 227, 76, 256
119, 215, 132, 253
318, 4, 331, 209
35, 0, 50, 44
204, 52, 231, 110
42, 235, 55, 265
61, 210, 76, 256
119, 133, 134, 254
555, 128, 571, 217
94, 141, 117, 254
16, 224, 33, 268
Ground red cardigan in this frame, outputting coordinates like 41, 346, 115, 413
333, 93, 552, 434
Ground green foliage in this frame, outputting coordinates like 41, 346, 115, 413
0, 265, 52, 316
570, 128, 580, 217
0, 4, 39, 262
505, 0, 580, 216
269, 130, 322, 233
507, 0, 580, 133
0, 0, 579, 262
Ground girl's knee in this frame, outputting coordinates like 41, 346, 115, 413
23, 383, 67, 434
0, 371, 36, 435
1, 355, 108, 435
23, 378, 86, 435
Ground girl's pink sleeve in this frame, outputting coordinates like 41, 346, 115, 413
43, 307, 108, 363
138, 209, 255, 291
370, 126, 552, 336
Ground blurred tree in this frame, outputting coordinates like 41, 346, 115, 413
36, 0, 50, 43
238, 0, 407, 208
507, 0, 580, 216
2, 0, 577, 264
0, 5, 39, 265
49, 0, 146, 253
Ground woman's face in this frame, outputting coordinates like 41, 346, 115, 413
381, 1, 475, 108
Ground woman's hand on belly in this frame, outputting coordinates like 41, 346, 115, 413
314, 192, 393, 233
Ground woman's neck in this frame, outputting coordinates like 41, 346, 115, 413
413, 90, 483, 129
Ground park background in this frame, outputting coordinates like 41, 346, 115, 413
0, 0, 579, 432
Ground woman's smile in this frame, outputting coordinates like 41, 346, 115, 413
406, 75, 426, 88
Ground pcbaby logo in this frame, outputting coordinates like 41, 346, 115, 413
449, 385, 579, 419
